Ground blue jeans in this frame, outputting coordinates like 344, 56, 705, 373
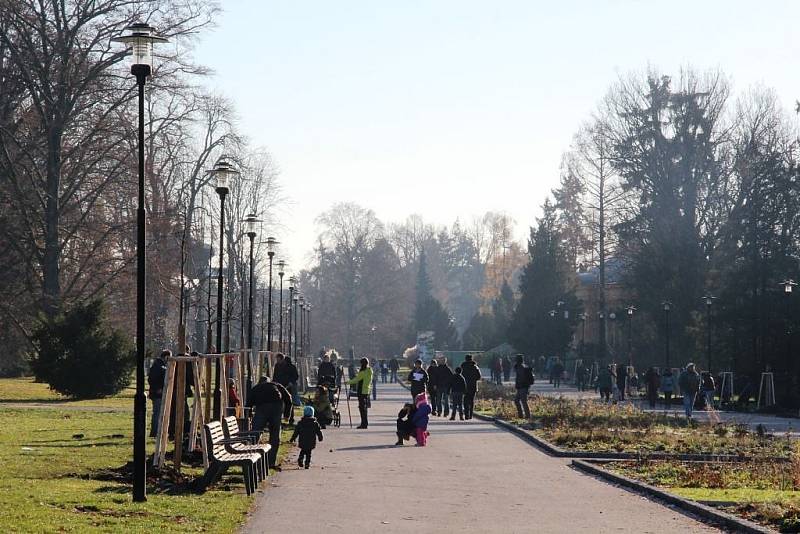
150, 398, 161, 437
514, 387, 530, 418
683, 392, 696, 418
437, 388, 450, 415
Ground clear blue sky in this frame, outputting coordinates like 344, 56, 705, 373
194, 0, 800, 271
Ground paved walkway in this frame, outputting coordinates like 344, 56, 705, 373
243, 383, 719, 533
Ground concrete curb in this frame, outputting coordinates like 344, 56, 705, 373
571, 459, 776, 534
475, 412, 785, 462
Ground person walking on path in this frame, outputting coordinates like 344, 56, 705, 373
380, 360, 388, 383
503, 355, 512, 382
427, 360, 440, 415
597, 365, 613, 403
437, 358, 453, 418
491, 356, 503, 385
701, 371, 716, 410
461, 354, 482, 419
247, 376, 292, 469
661, 368, 674, 409
348, 357, 373, 429
551, 358, 565, 389
290, 405, 324, 469
644, 367, 660, 409
371, 358, 378, 401
449, 367, 467, 420
273, 353, 299, 424
678, 363, 701, 419
389, 357, 399, 383
411, 392, 432, 446
408, 359, 429, 400
616, 364, 628, 401
147, 349, 168, 437
513, 354, 534, 419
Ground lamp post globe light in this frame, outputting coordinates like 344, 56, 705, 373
264, 237, 278, 360
277, 260, 286, 353
662, 301, 672, 369
112, 22, 167, 503
702, 295, 716, 372
244, 214, 259, 396
210, 157, 237, 419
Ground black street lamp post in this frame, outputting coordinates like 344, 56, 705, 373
702, 295, 716, 372
277, 261, 286, 352
265, 238, 277, 356
210, 158, 237, 420
113, 23, 167, 503
293, 294, 300, 359
244, 214, 258, 395
626, 306, 636, 367
287, 276, 297, 355
663, 301, 672, 369
782, 280, 796, 372
306, 304, 313, 356
298, 295, 305, 358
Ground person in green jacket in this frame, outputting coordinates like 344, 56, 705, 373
348, 357, 373, 429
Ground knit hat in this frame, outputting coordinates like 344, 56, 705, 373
415, 392, 428, 407
303, 406, 314, 418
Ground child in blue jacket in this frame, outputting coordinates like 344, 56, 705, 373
411, 392, 432, 446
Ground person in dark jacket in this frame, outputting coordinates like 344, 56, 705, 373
427, 360, 440, 416
645, 367, 660, 408
273, 353, 299, 423
408, 359, 429, 399
247, 376, 292, 468
437, 358, 454, 418
449, 367, 467, 420
551, 358, 565, 389
395, 402, 417, 445
503, 355, 512, 382
461, 355, 481, 419
389, 357, 400, 383
513, 354, 534, 419
147, 350, 168, 437
290, 405, 324, 469
317, 353, 336, 387
616, 364, 628, 401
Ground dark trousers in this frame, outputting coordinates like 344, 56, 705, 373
357, 394, 369, 427
647, 388, 657, 408
150, 398, 161, 437
464, 390, 476, 419
437, 388, 450, 416
450, 392, 464, 419
298, 448, 312, 467
664, 391, 673, 408
430, 387, 440, 414
253, 401, 283, 466
390, 369, 398, 382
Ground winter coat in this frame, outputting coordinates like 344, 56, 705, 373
427, 365, 441, 389
348, 367, 374, 395
389, 358, 399, 370
313, 395, 334, 424
679, 369, 701, 394
147, 357, 167, 400
290, 416, 323, 450
514, 363, 535, 389
461, 360, 481, 392
408, 368, 429, 396
246, 380, 293, 418
450, 373, 467, 393
701, 373, 715, 392
273, 360, 299, 387
317, 361, 337, 384
645, 369, 660, 391
411, 402, 432, 429
437, 365, 454, 391
597, 368, 613, 390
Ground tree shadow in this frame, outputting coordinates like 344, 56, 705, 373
335, 444, 400, 451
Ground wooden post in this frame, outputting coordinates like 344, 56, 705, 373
153, 359, 176, 469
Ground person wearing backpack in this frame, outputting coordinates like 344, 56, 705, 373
513, 354, 534, 418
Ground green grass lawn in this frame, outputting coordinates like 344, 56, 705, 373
0, 377, 134, 409
0, 378, 297, 533
671, 487, 800, 503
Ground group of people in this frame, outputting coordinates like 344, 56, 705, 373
643, 363, 717, 419
407, 355, 482, 421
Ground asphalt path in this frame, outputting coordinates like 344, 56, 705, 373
243, 382, 720, 534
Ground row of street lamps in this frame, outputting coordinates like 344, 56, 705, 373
115, 22, 312, 503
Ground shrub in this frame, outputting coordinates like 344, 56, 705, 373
29, 299, 134, 399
